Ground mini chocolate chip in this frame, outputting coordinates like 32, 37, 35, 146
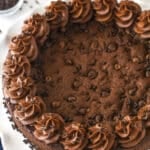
72, 78, 82, 90
64, 58, 74, 65
73, 64, 81, 73
66, 95, 76, 102
90, 40, 99, 50
78, 108, 87, 115
24, 0, 28, 3
107, 42, 118, 52
128, 88, 137, 96
114, 64, 121, 70
132, 57, 140, 63
87, 69, 98, 80
23, 139, 29, 144
51, 101, 60, 108
100, 88, 111, 97
95, 114, 103, 122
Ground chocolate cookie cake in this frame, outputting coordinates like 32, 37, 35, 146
2, 0, 150, 150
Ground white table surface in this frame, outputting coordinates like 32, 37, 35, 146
0, 0, 149, 150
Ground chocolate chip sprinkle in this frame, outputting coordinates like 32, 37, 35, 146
107, 42, 118, 52
78, 107, 87, 115
64, 58, 74, 65
72, 78, 82, 90
87, 69, 98, 80
66, 95, 76, 102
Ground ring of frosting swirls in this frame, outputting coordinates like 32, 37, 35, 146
22, 13, 50, 45
138, 105, 150, 128
61, 122, 88, 150
3, 54, 31, 78
4, 77, 36, 104
33, 113, 64, 144
115, 115, 146, 148
14, 96, 46, 125
69, 0, 93, 23
88, 123, 115, 150
115, 0, 141, 28
92, 0, 116, 23
134, 11, 150, 39
9, 34, 38, 61
45, 1, 68, 30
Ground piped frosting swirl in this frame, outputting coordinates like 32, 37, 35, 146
88, 123, 115, 150
138, 105, 150, 128
92, 0, 116, 23
115, 115, 146, 148
69, 0, 93, 23
9, 34, 38, 61
22, 13, 50, 45
115, 0, 141, 28
3, 54, 31, 78
4, 77, 36, 104
61, 123, 88, 150
34, 113, 64, 144
14, 96, 46, 125
134, 11, 150, 39
45, 1, 68, 30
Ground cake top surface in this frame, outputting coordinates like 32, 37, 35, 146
2, 0, 150, 150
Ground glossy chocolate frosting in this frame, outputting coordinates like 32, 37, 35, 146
115, 0, 141, 28
61, 123, 88, 150
22, 13, 50, 45
34, 113, 64, 144
92, 0, 116, 23
115, 116, 146, 148
9, 34, 38, 61
134, 11, 150, 39
45, 1, 69, 30
69, 0, 93, 23
14, 96, 46, 125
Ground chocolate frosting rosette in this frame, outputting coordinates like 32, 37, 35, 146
115, 115, 146, 148
61, 123, 88, 150
88, 123, 115, 150
115, 0, 141, 28
3, 54, 31, 78
134, 11, 150, 39
69, 0, 93, 23
33, 113, 64, 144
138, 105, 150, 128
14, 96, 46, 125
9, 34, 38, 61
22, 13, 50, 45
45, 1, 68, 30
92, 0, 116, 23
4, 77, 36, 104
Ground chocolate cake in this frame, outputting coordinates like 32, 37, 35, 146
2, 0, 150, 150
